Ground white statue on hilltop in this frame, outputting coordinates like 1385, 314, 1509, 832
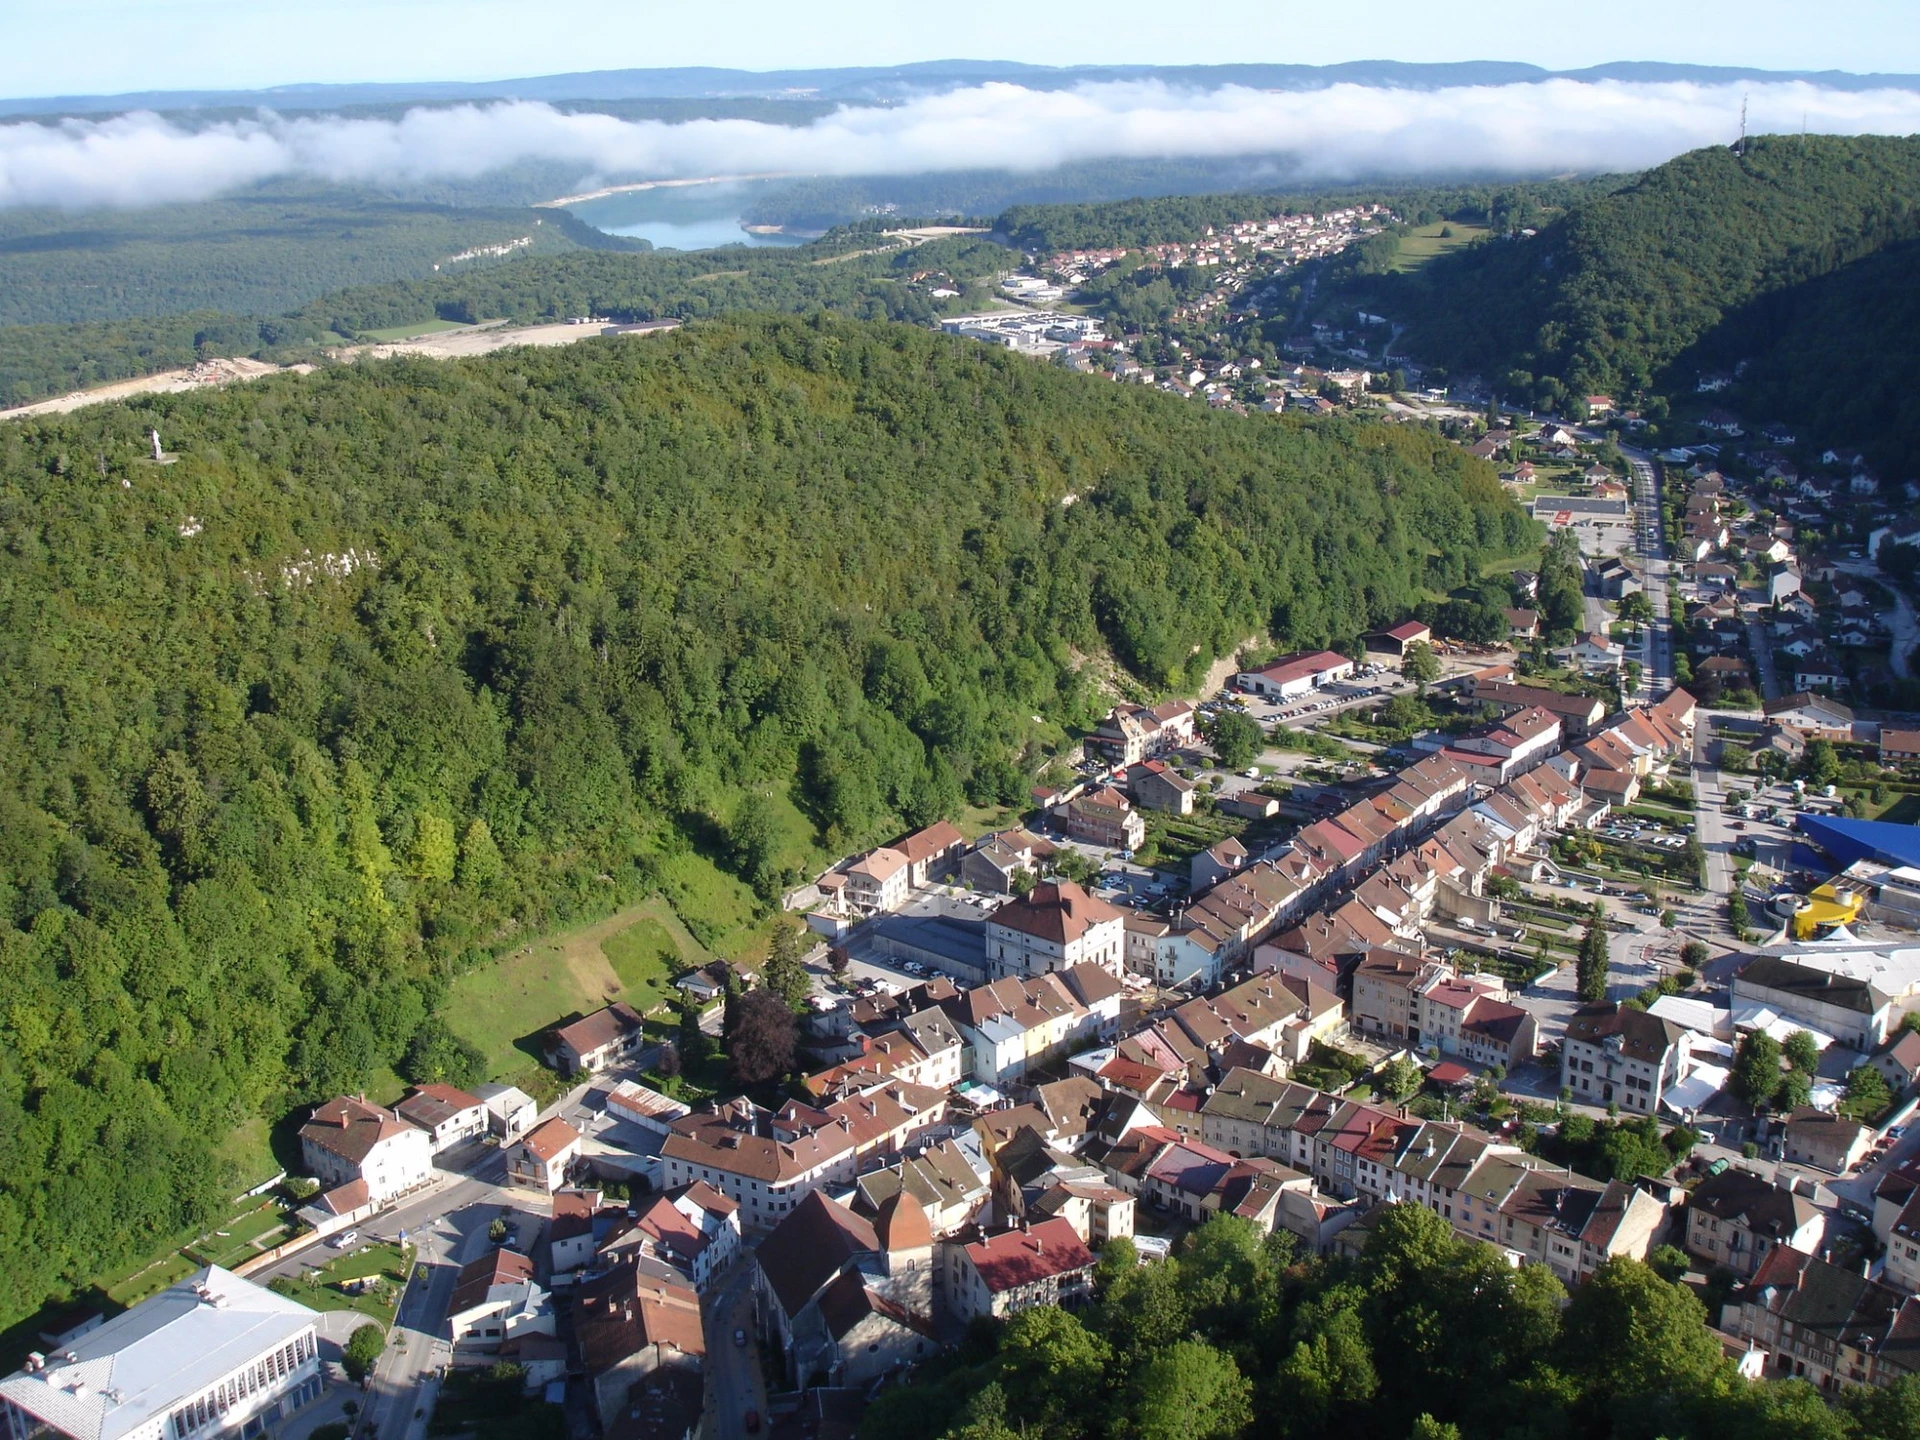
149, 428, 162, 461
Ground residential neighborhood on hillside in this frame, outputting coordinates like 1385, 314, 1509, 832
51, 558, 1920, 1439
14, 37, 1920, 1440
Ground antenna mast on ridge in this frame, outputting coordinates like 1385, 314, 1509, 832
1738, 93, 1749, 157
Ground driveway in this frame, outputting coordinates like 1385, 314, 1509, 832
1744, 616, 1783, 701
1835, 557, 1916, 680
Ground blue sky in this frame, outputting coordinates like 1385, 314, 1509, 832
3, 0, 1916, 99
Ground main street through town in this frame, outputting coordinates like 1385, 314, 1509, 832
255, 1070, 621, 1440
1622, 445, 1675, 699
266, 441, 1808, 1440
703, 1256, 767, 1438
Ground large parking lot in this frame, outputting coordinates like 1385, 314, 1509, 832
1232, 664, 1404, 726
1596, 814, 1694, 851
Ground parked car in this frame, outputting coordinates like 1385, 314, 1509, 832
330, 1230, 359, 1249
734, 1328, 747, 1347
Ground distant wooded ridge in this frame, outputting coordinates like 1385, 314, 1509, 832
6, 58, 1919, 118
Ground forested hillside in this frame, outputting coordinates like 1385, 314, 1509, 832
999, 176, 1622, 252
867, 1206, 1919, 1440
0, 314, 1530, 1325
0, 187, 642, 328
0, 231, 1007, 406
1350, 134, 1920, 409
1681, 235, 1920, 473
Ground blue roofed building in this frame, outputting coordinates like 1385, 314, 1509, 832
1798, 814, 1920, 873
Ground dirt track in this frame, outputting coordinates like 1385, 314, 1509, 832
0, 320, 680, 423
0, 356, 301, 420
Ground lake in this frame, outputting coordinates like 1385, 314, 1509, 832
565, 179, 816, 252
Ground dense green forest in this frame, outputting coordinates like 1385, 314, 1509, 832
0, 232, 1006, 406
0, 185, 646, 328
867, 1206, 1920, 1440
1678, 235, 1920, 473
0, 313, 1530, 1326
1343, 135, 1920, 410
732, 156, 1396, 233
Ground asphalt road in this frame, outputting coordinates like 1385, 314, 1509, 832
260, 1072, 613, 1440
1624, 451, 1675, 696
704, 1256, 767, 1436
1745, 616, 1783, 701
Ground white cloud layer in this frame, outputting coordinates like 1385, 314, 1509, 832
3, 78, 1919, 210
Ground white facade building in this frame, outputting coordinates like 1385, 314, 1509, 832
1, 1268, 322, 1440
984, 882, 1125, 980
297, 1096, 433, 1206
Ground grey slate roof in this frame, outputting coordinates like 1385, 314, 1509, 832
0, 1268, 314, 1440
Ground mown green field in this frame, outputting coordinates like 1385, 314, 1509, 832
269, 1241, 412, 1322
1388, 221, 1492, 273
443, 897, 711, 1081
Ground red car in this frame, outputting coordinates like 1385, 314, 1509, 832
744, 1411, 762, 1434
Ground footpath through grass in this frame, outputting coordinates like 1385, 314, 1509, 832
443, 896, 713, 1083
101, 1185, 298, 1309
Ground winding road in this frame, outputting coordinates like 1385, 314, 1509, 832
1835, 557, 1917, 681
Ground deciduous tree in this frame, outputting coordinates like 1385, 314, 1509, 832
1731, 1030, 1784, 1111
1401, 641, 1442, 693
727, 989, 797, 1088
1205, 710, 1265, 771
343, 1324, 387, 1385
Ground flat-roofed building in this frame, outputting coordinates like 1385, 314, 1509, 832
0, 1267, 323, 1440
475, 1084, 536, 1142
606, 1081, 693, 1135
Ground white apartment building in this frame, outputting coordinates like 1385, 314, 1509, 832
843, 847, 911, 914
393, 1084, 489, 1153
297, 1096, 433, 1206
985, 881, 1124, 980
1559, 1003, 1690, 1116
